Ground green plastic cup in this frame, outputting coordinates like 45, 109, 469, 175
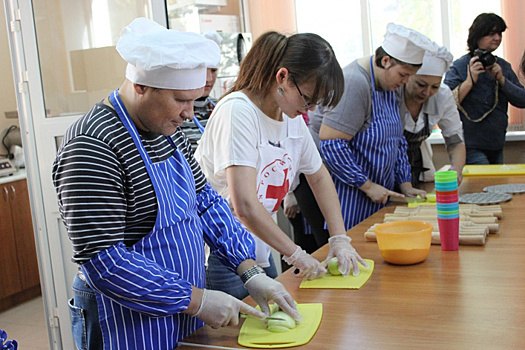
435, 170, 457, 183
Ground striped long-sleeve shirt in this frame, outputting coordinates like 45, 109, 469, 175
52, 101, 255, 271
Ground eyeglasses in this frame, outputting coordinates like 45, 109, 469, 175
289, 73, 334, 110
289, 73, 317, 110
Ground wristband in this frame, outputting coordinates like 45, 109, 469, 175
241, 265, 266, 285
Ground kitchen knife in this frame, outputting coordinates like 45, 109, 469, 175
240, 313, 286, 321
389, 196, 426, 203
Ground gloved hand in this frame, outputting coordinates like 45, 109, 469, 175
324, 235, 369, 276
282, 245, 326, 280
244, 274, 302, 323
194, 289, 265, 329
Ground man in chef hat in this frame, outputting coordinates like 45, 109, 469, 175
53, 17, 299, 349
398, 44, 465, 187
181, 30, 223, 153
305, 23, 436, 230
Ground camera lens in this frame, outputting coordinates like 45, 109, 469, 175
474, 49, 496, 68
481, 54, 496, 67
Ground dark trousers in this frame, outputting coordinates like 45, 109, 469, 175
292, 174, 330, 253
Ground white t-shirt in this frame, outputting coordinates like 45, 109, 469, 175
196, 91, 322, 266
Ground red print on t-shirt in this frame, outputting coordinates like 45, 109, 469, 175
257, 156, 293, 213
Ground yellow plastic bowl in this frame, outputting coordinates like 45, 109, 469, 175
375, 221, 433, 265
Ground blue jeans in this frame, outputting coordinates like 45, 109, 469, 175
206, 253, 278, 300
69, 274, 103, 350
466, 148, 504, 165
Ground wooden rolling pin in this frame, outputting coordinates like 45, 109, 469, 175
386, 212, 498, 224
382, 216, 498, 233
366, 223, 487, 237
384, 213, 499, 231
364, 227, 486, 246
395, 204, 502, 219
395, 207, 503, 220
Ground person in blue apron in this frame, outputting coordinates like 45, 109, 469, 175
196, 31, 369, 300
180, 30, 221, 154
308, 23, 434, 230
397, 45, 465, 187
53, 18, 299, 350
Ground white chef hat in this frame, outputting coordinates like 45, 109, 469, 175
202, 30, 223, 47
381, 23, 437, 65
416, 45, 454, 77
116, 17, 221, 90
202, 30, 222, 69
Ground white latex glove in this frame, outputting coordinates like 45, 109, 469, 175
282, 245, 326, 280
244, 274, 302, 323
194, 289, 265, 329
324, 235, 369, 276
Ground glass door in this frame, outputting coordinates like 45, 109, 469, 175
3, 0, 165, 348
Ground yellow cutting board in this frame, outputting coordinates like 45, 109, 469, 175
463, 164, 525, 176
299, 259, 374, 289
238, 303, 323, 348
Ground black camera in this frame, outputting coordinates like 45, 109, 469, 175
473, 49, 496, 68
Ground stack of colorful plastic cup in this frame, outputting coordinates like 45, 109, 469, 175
434, 170, 459, 251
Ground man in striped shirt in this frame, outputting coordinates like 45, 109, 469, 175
53, 18, 299, 350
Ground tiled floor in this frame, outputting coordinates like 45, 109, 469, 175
0, 297, 49, 350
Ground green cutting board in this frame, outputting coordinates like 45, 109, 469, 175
300, 259, 374, 289
463, 164, 525, 176
238, 303, 322, 348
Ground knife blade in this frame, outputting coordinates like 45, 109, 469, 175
389, 196, 426, 203
240, 313, 286, 321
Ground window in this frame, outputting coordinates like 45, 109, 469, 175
295, 0, 363, 67
295, 0, 501, 66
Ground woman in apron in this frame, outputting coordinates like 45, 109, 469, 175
53, 19, 299, 349
196, 31, 368, 299
308, 23, 433, 230
398, 46, 466, 186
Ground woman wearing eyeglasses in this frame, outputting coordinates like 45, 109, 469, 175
195, 31, 368, 299
309, 24, 432, 230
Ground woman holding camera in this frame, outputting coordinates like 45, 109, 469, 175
444, 13, 525, 165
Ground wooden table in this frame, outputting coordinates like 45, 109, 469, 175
178, 175, 525, 349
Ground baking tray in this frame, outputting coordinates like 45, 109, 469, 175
483, 183, 525, 194
458, 192, 512, 204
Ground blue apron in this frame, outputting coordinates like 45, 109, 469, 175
333, 57, 404, 229
85, 90, 205, 349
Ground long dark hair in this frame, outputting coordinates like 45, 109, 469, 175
467, 13, 506, 54
226, 31, 344, 109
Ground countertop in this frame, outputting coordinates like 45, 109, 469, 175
0, 168, 27, 185
428, 130, 525, 144
177, 175, 525, 349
